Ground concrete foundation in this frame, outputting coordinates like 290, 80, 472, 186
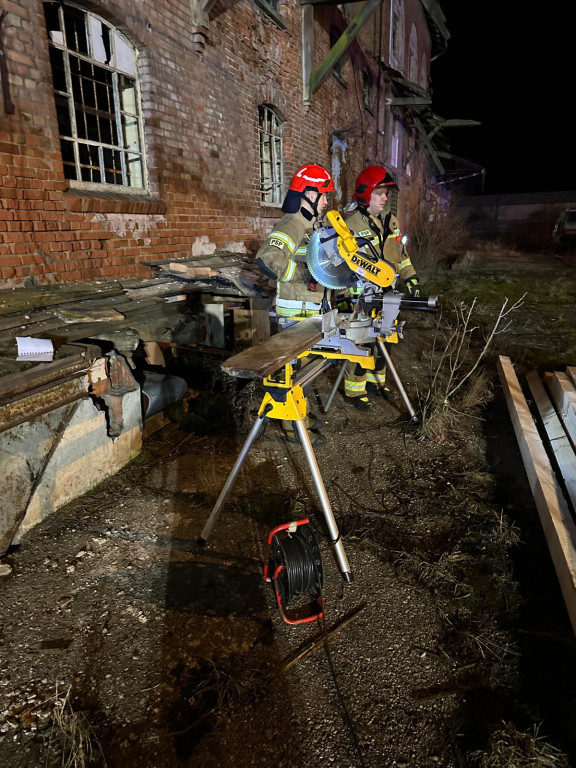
0, 357, 143, 553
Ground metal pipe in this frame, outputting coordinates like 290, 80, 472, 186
376, 338, 418, 421
295, 419, 353, 583
294, 357, 332, 390
198, 413, 268, 544
324, 361, 347, 413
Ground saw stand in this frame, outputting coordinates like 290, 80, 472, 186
198, 340, 417, 584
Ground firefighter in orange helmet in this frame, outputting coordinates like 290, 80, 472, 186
342, 165, 421, 409
255, 164, 334, 446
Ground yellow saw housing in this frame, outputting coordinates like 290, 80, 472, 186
326, 209, 396, 289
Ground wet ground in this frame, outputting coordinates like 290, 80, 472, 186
1, 247, 576, 767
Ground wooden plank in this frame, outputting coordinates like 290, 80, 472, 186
566, 366, 576, 390
527, 370, 576, 512
497, 355, 576, 634
222, 316, 323, 379
543, 371, 576, 451
0, 355, 90, 404
0, 282, 123, 315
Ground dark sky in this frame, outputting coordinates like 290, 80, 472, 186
429, 1, 576, 195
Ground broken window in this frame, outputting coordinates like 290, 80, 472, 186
43, 2, 146, 189
259, 105, 283, 205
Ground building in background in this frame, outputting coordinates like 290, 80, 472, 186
0, 0, 451, 288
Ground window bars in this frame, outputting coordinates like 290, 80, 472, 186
259, 105, 283, 204
44, 2, 146, 189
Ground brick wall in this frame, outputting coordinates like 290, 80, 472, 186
0, 0, 432, 287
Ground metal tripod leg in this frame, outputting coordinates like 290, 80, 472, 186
324, 360, 347, 413
294, 419, 353, 582
376, 338, 417, 421
198, 413, 268, 544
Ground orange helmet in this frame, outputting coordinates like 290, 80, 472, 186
353, 165, 397, 207
282, 164, 334, 213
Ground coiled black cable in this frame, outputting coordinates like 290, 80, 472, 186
273, 527, 322, 603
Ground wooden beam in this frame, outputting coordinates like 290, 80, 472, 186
497, 356, 576, 634
383, 96, 432, 106
412, 116, 445, 175
527, 370, 576, 512
543, 371, 576, 451
222, 317, 323, 379
310, 0, 380, 95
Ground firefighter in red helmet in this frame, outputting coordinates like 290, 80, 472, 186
342, 165, 421, 409
255, 163, 334, 446
256, 164, 334, 319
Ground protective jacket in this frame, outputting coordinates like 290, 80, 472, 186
344, 207, 416, 285
255, 210, 322, 315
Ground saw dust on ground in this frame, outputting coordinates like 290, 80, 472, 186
1, 246, 576, 768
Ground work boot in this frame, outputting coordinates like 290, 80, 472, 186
308, 412, 323, 431
379, 385, 398, 401
285, 428, 327, 448
367, 383, 398, 401
346, 395, 373, 411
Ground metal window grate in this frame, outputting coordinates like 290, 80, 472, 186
44, 1, 146, 189
259, 105, 283, 204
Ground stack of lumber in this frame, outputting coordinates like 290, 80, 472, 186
0, 254, 273, 381
144, 253, 272, 296
0, 279, 200, 377
498, 356, 576, 634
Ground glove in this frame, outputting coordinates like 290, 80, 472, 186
405, 276, 421, 298
308, 279, 318, 292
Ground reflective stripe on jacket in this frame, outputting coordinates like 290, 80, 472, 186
255, 210, 321, 305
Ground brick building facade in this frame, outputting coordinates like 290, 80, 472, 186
0, 0, 443, 288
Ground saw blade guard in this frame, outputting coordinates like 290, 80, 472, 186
307, 226, 359, 290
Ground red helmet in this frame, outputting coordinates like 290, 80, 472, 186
282, 164, 334, 213
289, 164, 335, 194
353, 165, 397, 206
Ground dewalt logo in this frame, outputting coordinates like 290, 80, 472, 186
351, 254, 381, 276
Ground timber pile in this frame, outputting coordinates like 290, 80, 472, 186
0, 253, 272, 382
498, 356, 576, 634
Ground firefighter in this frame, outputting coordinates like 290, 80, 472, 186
342, 165, 421, 410
255, 163, 335, 445
255, 163, 334, 320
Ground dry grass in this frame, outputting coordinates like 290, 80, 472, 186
402, 186, 468, 274
468, 721, 569, 767
417, 296, 524, 441
44, 686, 105, 768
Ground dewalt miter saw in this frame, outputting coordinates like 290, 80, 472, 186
304, 210, 438, 413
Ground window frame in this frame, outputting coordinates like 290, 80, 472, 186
44, 1, 148, 191
258, 105, 284, 207
254, 0, 287, 30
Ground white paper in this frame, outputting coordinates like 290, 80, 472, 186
16, 336, 54, 362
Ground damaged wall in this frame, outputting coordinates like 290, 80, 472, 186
0, 353, 142, 553
0, 0, 433, 287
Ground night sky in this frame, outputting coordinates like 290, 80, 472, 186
430, 1, 576, 195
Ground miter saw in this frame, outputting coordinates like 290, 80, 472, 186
304, 210, 438, 412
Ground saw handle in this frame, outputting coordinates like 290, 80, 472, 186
398, 295, 439, 313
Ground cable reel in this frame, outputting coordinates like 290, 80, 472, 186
263, 518, 324, 625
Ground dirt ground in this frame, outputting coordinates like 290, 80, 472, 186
1, 246, 576, 768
